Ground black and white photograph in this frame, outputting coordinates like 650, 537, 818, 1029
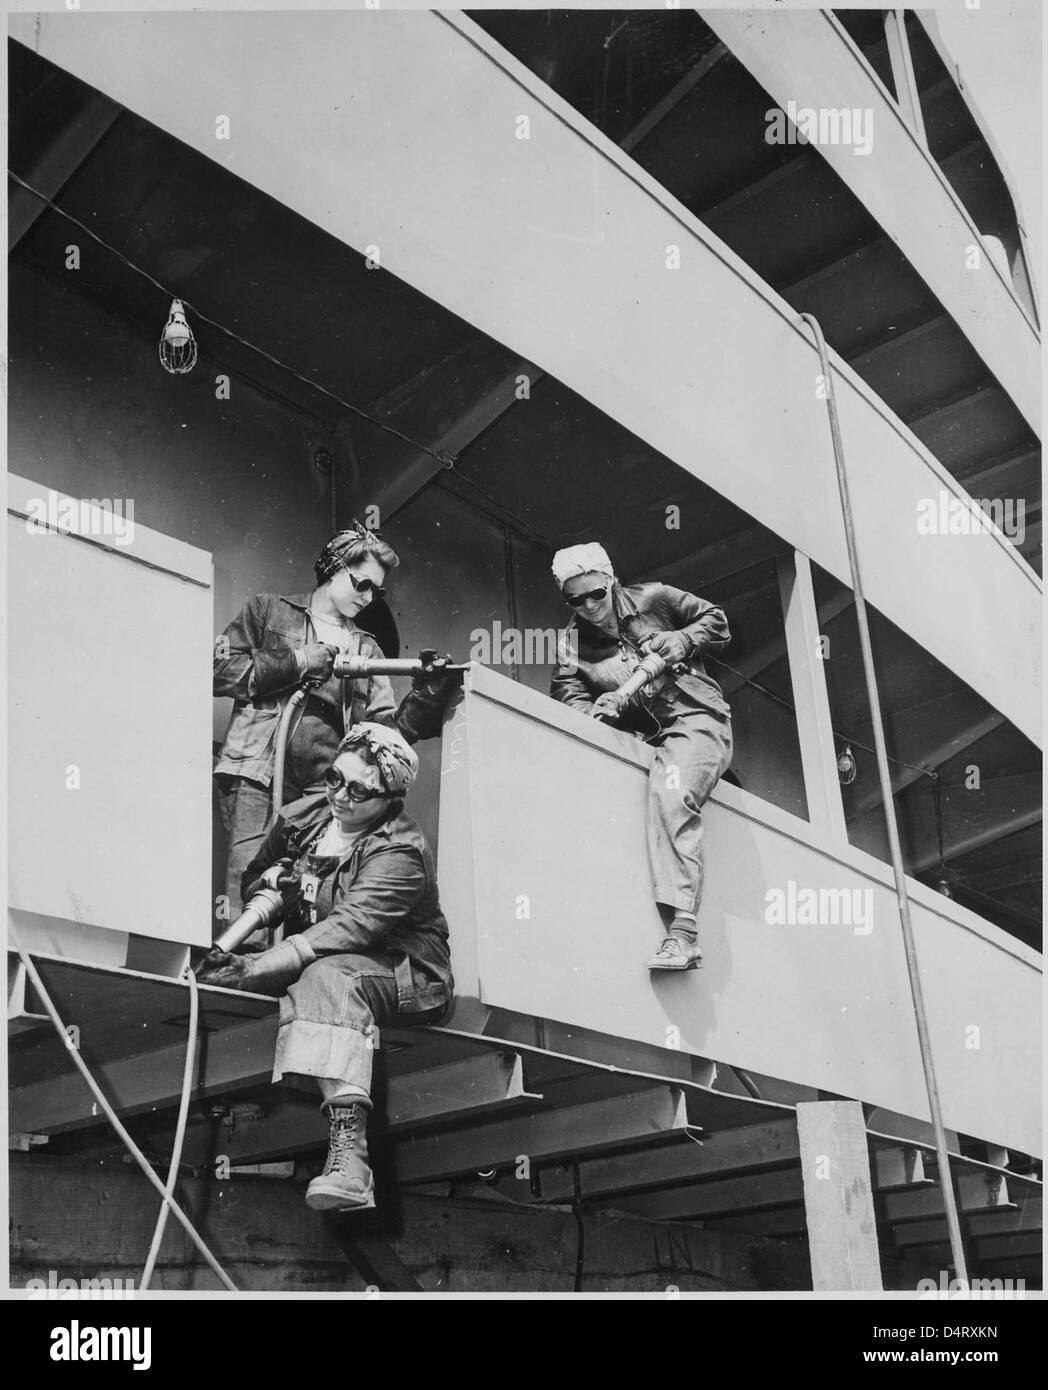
3, 0, 1043, 1330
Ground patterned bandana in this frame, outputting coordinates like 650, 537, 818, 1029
551, 542, 615, 590
336, 721, 419, 794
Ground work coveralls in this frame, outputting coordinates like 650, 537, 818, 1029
213, 593, 443, 911
242, 792, 454, 1097
550, 581, 732, 920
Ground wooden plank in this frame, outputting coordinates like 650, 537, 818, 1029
797, 1100, 882, 1290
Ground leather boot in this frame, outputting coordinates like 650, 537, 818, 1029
306, 1100, 375, 1211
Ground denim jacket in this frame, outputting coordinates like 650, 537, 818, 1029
213, 593, 442, 786
550, 581, 731, 730
244, 792, 454, 1015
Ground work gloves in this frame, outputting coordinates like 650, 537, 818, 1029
644, 630, 691, 666
397, 650, 462, 742
196, 935, 315, 995
304, 642, 338, 682
411, 649, 460, 701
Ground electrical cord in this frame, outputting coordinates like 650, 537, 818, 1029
12, 936, 239, 1292
8, 170, 454, 470
139, 964, 200, 1291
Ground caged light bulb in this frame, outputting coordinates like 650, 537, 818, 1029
837, 744, 857, 785
158, 298, 198, 374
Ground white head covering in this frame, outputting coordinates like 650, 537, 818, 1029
336, 722, 419, 794
551, 542, 615, 590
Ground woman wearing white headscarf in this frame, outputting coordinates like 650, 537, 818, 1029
198, 722, 452, 1213
550, 543, 732, 972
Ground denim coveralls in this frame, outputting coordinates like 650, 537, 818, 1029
242, 792, 453, 1096
550, 581, 733, 920
213, 592, 443, 910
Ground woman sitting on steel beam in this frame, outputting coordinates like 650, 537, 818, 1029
213, 521, 456, 916
197, 721, 453, 1214
549, 542, 733, 973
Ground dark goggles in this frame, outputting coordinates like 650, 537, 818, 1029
565, 586, 609, 608
323, 767, 388, 801
333, 552, 386, 601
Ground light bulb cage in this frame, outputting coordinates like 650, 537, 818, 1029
836, 744, 858, 785
159, 298, 198, 375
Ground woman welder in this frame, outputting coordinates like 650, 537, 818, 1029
549, 543, 732, 973
213, 521, 454, 914
197, 722, 452, 1214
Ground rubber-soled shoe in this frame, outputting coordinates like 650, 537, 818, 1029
306, 1101, 376, 1212
646, 936, 703, 971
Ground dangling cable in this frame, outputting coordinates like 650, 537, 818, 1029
139, 965, 200, 1290
12, 936, 239, 1291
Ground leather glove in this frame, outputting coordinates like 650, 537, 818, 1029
589, 692, 622, 723
304, 642, 338, 682
196, 936, 315, 996
411, 649, 460, 702
242, 857, 302, 908
644, 630, 691, 666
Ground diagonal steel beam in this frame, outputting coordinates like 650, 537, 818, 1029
10, 93, 122, 252
620, 41, 729, 154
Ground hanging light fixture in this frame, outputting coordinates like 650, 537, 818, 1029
837, 744, 857, 785
158, 298, 197, 374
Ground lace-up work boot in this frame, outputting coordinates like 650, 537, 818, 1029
646, 935, 703, 971
306, 1100, 375, 1211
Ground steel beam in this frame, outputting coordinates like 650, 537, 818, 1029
718, 587, 854, 697
10, 1016, 279, 1135
880, 1171, 1015, 1224
892, 1199, 1042, 1249
386, 1050, 541, 1130
342, 338, 543, 523
538, 1119, 800, 1204
909, 807, 1042, 875
621, 41, 728, 154
850, 710, 1005, 816
392, 1086, 689, 1185
9, 93, 122, 250
605, 1167, 804, 1221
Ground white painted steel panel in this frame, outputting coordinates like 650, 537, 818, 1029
11, 10, 1040, 746
7, 475, 213, 947
440, 667, 1041, 1156
702, 7, 1040, 428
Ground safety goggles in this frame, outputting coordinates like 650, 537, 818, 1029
565, 586, 609, 608
333, 551, 386, 602
323, 767, 388, 801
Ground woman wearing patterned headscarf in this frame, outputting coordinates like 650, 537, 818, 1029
213, 521, 457, 915
549, 542, 733, 973
198, 722, 453, 1214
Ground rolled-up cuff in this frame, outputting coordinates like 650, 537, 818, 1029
274, 1016, 375, 1093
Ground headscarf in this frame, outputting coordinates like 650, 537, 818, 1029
551, 542, 615, 590
336, 722, 419, 794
